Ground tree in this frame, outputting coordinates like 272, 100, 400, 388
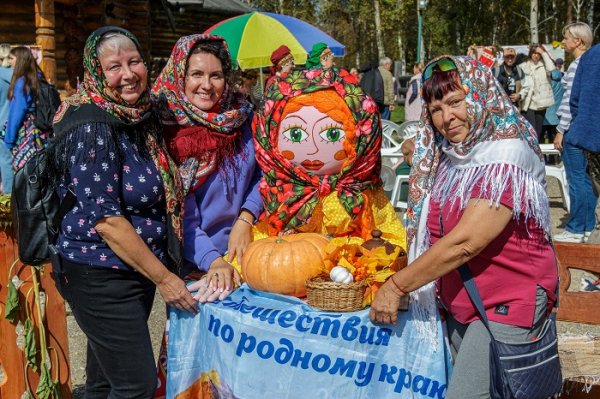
531, 0, 539, 43
374, 0, 385, 59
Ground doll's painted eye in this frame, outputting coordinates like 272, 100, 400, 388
283, 127, 309, 143
319, 127, 345, 142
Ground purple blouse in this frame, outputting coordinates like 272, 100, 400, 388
182, 122, 263, 275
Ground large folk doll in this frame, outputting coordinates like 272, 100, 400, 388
251, 67, 406, 247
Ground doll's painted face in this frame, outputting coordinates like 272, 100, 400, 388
278, 105, 348, 175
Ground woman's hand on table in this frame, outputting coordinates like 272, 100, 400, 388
369, 277, 406, 326
188, 258, 241, 303
157, 272, 199, 314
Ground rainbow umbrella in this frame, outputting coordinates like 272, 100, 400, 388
205, 12, 345, 69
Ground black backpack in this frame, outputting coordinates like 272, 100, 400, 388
11, 149, 76, 265
33, 81, 61, 132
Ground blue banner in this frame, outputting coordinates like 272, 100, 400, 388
167, 285, 452, 398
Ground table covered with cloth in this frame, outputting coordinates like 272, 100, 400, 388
166, 285, 452, 399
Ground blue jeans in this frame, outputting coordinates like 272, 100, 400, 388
378, 103, 391, 120
562, 141, 597, 233
0, 139, 13, 194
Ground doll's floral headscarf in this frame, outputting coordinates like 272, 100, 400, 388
253, 68, 382, 236
406, 55, 549, 259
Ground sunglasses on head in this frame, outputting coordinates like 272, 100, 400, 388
423, 58, 457, 80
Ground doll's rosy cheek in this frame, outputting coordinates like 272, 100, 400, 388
282, 150, 295, 160
334, 150, 347, 161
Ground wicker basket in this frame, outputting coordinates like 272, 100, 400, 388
305, 274, 367, 312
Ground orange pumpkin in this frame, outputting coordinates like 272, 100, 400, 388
242, 233, 330, 297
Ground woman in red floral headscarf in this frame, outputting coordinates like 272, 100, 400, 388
252, 67, 405, 246
152, 34, 263, 303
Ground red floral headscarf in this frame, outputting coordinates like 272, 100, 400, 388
151, 34, 253, 195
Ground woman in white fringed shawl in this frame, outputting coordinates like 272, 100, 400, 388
369, 56, 558, 399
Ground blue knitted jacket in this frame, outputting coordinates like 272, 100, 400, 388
565, 43, 600, 152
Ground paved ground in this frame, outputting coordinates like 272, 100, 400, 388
64, 176, 600, 397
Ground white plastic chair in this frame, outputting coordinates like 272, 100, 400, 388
396, 120, 418, 140
381, 124, 404, 165
381, 120, 403, 149
539, 144, 569, 211
545, 164, 570, 212
380, 120, 418, 165
539, 143, 560, 156
389, 174, 410, 211
380, 165, 396, 193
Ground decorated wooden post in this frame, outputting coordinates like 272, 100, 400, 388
35, 0, 56, 84
0, 196, 72, 399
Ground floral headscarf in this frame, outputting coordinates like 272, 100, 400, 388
253, 68, 382, 236
151, 34, 253, 195
407, 55, 549, 260
151, 34, 252, 132
56, 26, 151, 123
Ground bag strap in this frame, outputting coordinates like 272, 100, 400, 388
50, 184, 77, 236
438, 213, 560, 342
457, 264, 496, 340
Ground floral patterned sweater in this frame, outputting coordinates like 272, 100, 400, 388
56, 124, 168, 270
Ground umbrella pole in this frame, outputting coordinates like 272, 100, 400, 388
260, 69, 264, 93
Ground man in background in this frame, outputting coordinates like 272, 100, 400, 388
378, 57, 395, 120
492, 47, 530, 110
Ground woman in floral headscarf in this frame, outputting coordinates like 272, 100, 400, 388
369, 56, 558, 398
46, 27, 195, 398
151, 34, 262, 303
253, 67, 405, 246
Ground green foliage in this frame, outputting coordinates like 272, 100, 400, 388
36, 363, 61, 399
4, 265, 62, 398
5, 278, 21, 322
25, 318, 38, 372
391, 105, 405, 124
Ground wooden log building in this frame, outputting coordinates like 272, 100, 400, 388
0, 0, 252, 92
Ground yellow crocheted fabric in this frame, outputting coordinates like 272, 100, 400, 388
252, 187, 406, 248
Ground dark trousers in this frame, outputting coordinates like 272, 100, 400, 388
523, 109, 546, 138
56, 258, 158, 399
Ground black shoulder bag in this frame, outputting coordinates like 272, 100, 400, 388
440, 215, 562, 399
